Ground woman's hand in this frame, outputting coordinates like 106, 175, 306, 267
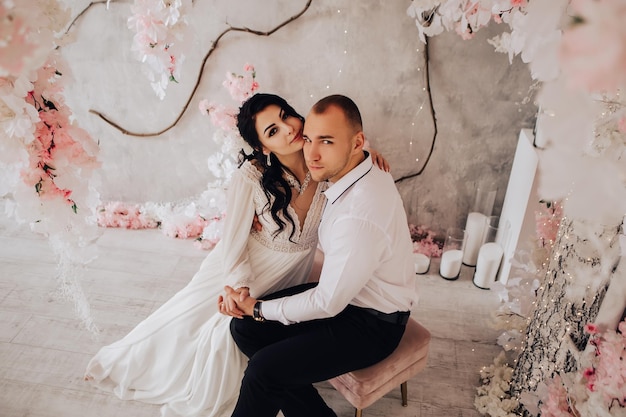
218, 286, 249, 318
221, 286, 256, 318
367, 147, 390, 172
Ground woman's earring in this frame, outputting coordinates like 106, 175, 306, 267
266, 153, 272, 166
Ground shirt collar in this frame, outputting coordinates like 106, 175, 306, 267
324, 151, 373, 204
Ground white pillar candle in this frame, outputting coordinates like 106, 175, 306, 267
413, 253, 430, 274
439, 249, 463, 279
473, 242, 504, 289
462, 212, 487, 266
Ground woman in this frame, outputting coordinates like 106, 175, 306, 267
84, 93, 388, 417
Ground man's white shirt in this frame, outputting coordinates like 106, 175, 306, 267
262, 154, 419, 325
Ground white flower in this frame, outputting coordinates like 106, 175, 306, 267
488, 32, 512, 55
406, 0, 445, 43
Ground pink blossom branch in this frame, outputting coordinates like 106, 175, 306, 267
89, 0, 313, 137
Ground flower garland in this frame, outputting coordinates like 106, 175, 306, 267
0, 1, 101, 332
127, 0, 193, 99
96, 196, 225, 251
406, 0, 527, 43
198, 63, 259, 182
540, 321, 626, 417
22, 63, 100, 213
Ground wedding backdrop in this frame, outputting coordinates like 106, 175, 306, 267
2, 0, 626, 416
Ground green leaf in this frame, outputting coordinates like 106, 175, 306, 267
42, 97, 58, 111
35, 179, 42, 194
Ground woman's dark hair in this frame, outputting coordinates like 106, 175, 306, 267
236, 93, 304, 241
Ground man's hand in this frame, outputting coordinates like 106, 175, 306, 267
218, 286, 250, 318
220, 285, 257, 319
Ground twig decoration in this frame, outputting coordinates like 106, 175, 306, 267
62, 0, 110, 40
89, 0, 313, 137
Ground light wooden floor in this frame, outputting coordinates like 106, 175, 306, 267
0, 212, 501, 417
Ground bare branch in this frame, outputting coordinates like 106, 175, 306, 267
395, 36, 437, 183
90, 0, 313, 137
64, 0, 110, 38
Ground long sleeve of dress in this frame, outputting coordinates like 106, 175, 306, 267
220, 170, 258, 289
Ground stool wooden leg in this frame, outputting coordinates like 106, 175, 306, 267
401, 381, 408, 406
354, 408, 363, 417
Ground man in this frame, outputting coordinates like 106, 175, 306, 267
223, 94, 419, 417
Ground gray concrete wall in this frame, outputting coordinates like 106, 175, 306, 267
61, 0, 537, 233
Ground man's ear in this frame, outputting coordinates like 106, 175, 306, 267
353, 131, 365, 152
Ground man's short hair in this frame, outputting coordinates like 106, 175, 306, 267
311, 94, 363, 133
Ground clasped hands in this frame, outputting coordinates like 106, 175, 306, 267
218, 286, 258, 319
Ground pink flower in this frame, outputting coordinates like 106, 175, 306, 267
199, 64, 259, 132
583, 367, 595, 378
198, 99, 211, 115
540, 375, 575, 417
618, 116, 626, 134
97, 202, 158, 230
207, 103, 238, 131
168, 54, 177, 77
535, 201, 563, 249
223, 64, 259, 103
455, 23, 474, 40
584, 323, 598, 335
409, 223, 443, 258
161, 215, 208, 239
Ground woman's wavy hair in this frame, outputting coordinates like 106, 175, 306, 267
236, 93, 305, 241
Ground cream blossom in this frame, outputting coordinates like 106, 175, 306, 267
128, 0, 192, 99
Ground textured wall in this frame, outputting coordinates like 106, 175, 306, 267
60, 0, 537, 232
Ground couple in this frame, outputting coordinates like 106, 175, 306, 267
85, 93, 419, 417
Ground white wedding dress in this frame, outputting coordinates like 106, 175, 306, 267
85, 161, 327, 417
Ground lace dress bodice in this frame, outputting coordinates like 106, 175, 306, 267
237, 161, 327, 254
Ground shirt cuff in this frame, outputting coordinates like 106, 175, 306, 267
258, 299, 290, 325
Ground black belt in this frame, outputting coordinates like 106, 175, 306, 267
361, 307, 410, 325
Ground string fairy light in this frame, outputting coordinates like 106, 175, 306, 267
308, 7, 347, 100
305, 6, 436, 181
395, 39, 437, 183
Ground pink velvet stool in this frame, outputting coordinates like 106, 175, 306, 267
328, 318, 431, 417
